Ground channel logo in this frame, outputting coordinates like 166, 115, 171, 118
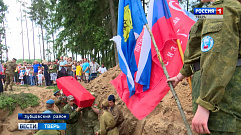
194, 8, 223, 19
18, 123, 38, 130
194, 8, 223, 15
18, 123, 66, 130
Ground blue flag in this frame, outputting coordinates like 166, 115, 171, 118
111, 0, 147, 97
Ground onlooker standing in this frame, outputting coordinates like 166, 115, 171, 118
4, 58, 17, 91
33, 60, 42, 86
66, 57, 73, 76
80, 60, 83, 68
0, 63, 3, 93
58, 56, 67, 78
76, 62, 82, 81
82, 58, 90, 83
19, 67, 26, 85
89, 58, 99, 80
25, 66, 31, 85
37, 69, 44, 86
1, 63, 5, 85
29, 67, 35, 86
42, 61, 50, 86
72, 61, 77, 78
98, 64, 107, 75
49, 61, 58, 85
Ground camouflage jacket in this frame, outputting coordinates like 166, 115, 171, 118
196, 0, 241, 111
179, 19, 203, 77
4, 61, 17, 74
63, 104, 81, 124
82, 107, 99, 127
54, 97, 67, 113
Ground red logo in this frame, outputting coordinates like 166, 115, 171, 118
216, 8, 223, 15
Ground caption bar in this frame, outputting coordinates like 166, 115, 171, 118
18, 123, 66, 130
18, 113, 69, 120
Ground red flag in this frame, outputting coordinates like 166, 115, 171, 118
111, 0, 195, 120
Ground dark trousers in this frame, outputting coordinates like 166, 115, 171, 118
44, 73, 50, 86
34, 73, 38, 85
23, 76, 27, 84
0, 75, 3, 93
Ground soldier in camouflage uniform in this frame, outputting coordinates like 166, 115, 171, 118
4, 58, 17, 91
96, 100, 119, 135
82, 92, 100, 135
108, 95, 125, 135
168, 0, 241, 134
63, 95, 84, 135
54, 90, 67, 113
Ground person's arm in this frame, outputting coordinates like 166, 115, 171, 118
192, 5, 241, 135
111, 107, 120, 123
167, 19, 203, 87
91, 107, 100, 114
99, 114, 106, 135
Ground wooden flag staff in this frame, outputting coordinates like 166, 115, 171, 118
145, 24, 193, 135
176, 39, 193, 92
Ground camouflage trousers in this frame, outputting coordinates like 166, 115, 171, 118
192, 67, 241, 134
83, 123, 99, 135
66, 122, 83, 135
5, 73, 14, 90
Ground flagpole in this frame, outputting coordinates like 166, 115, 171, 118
145, 24, 193, 135
176, 39, 193, 92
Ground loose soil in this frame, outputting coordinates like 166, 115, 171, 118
0, 65, 196, 135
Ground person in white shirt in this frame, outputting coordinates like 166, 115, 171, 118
37, 70, 44, 86
98, 64, 107, 74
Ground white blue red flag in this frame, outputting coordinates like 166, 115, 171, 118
111, 0, 147, 97
111, 0, 196, 120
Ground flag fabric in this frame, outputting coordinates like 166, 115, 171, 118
111, 0, 147, 97
111, 0, 196, 120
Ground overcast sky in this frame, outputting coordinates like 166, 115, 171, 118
4, 0, 45, 61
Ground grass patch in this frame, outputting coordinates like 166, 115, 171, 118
0, 92, 40, 115
46, 86, 59, 93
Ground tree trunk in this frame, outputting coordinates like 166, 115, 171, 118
40, 20, 45, 60
108, 0, 118, 66
3, 20, 7, 61
52, 33, 55, 60
32, 21, 35, 61
38, 27, 42, 62
25, 11, 31, 63
20, 4, 24, 61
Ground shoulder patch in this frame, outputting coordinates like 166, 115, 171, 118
201, 36, 214, 52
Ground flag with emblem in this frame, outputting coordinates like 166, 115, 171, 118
111, 0, 147, 97
111, 0, 196, 120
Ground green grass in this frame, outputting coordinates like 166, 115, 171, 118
0, 92, 40, 115
46, 86, 59, 93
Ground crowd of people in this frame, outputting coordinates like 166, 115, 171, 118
0, 56, 107, 92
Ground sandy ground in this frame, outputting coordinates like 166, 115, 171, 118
0, 65, 197, 135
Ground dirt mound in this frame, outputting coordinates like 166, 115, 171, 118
83, 65, 196, 135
